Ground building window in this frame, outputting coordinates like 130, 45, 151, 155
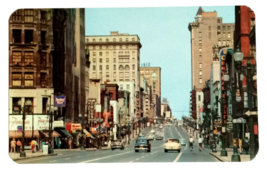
126, 38, 128, 41
99, 58, 102, 63
126, 45, 128, 49
113, 52, 116, 56
227, 40, 230, 45
40, 53, 46, 67
199, 55, 202, 61
113, 65, 116, 70
106, 72, 109, 78
93, 39, 95, 42
217, 26, 220, 30
99, 72, 102, 78
25, 98, 34, 113
93, 52, 96, 56
209, 26, 211, 31
41, 31, 46, 45
199, 48, 202, 53
24, 9, 34, 22
113, 72, 116, 78
106, 52, 109, 57
132, 64, 135, 70
132, 72, 135, 77
12, 98, 21, 114
12, 52, 21, 65
106, 38, 109, 42
120, 85, 123, 90
24, 52, 34, 66
119, 65, 123, 70
132, 38, 135, 41
114, 79, 116, 81
106, 65, 109, 70
227, 26, 231, 30
13, 29, 21, 43
223, 32, 225, 38
198, 95, 201, 101
199, 32, 202, 38
12, 10, 22, 22
127, 84, 130, 90
106, 58, 109, 63
132, 51, 135, 56
199, 78, 202, 84
113, 58, 116, 62
199, 63, 202, 68
218, 19, 220, 23
222, 26, 226, 30
12, 73, 21, 86
119, 38, 122, 42
99, 38, 102, 42
99, 65, 102, 70
227, 32, 231, 38
199, 40, 202, 46
199, 71, 202, 76
25, 73, 34, 86
93, 65, 96, 70
218, 41, 221, 46
223, 40, 226, 45
40, 73, 47, 87
113, 38, 116, 42
100, 46, 102, 49
41, 11, 46, 24
25, 30, 33, 44
93, 58, 96, 63
209, 32, 211, 38
93, 72, 96, 78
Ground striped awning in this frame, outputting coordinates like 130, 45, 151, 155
9, 130, 39, 138
40, 131, 61, 137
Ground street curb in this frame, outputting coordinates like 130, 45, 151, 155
12, 153, 58, 161
209, 152, 225, 162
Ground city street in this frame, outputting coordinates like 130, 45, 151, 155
15, 125, 219, 163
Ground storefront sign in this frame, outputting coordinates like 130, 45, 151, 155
53, 120, 64, 128
90, 127, 97, 134
9, 115, 33, 131
55, 95, 66, 107
226, 115, 233, 132
71, 123, 82, 131
34, 115, 51, 130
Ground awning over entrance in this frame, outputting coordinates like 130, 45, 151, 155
9, 130, 39, 138
83, 129, 95, 139
40, 130, 61, 137
54, 128, 72, 138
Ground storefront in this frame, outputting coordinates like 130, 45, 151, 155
54, 120, 72, 149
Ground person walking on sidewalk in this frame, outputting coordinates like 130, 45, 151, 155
10, 138, 16, 153
30, 139, 36, 153
198, 135, 203, 151
243, 137, 249, 154
189, 136, 194, 150
238, 138, 243, 154
16, 139, 22, 153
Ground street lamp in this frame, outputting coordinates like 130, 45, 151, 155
96, 118, 103, 149
79, 113, 85, 150
18, 99, 32, 157
47, 105, 57, 154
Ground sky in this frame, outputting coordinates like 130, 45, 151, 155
85, 6, 235, 120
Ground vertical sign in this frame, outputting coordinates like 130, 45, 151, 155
220, 48, 228, 125
55, 95, 66, 107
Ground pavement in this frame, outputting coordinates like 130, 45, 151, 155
182, 125, 251, 162
9, 150, 57, 161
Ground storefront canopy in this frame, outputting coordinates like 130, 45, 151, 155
54, 128, 72, 138
40, 130, 61, 138
83, 129, 95, 139
9, 130, 39, 138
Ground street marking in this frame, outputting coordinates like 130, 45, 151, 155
80, 151, 132, 163
49, 160, 57, 162
173, 152, 182, 162
136, 158, 140, 160
65, 158, 70, 160
175, 127, 184, 139
128, 161, 133, 163
184, 144, 187, 150
150, 151, 158, 155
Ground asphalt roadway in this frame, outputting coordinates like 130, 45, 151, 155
15, 125, 219, 163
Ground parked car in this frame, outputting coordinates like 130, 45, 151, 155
155, 134, 164, 140
135, 136, 151, 152
164, 138, 181, 153
111, 139, 125, 150
150, 129, 155, 134
179, 139, 186, 146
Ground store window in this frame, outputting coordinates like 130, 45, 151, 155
25, 73, 34, 86
12, 73, 21, 86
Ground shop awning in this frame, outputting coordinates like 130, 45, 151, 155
54, 128, 73, 138
40, 130, 61, 137
83, 129, 95, 139
9, 130, 39, 138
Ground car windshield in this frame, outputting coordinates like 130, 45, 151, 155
166, 139, 179, 143
137, 139, 147, 143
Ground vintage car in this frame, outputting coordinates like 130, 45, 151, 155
146, 134, 154, 140
164, 138, 181, 153
135, 136, 151, 152
150, 129, 155, 134
111, 139, 125, 150
179, 139, 186, 146
155, 134, 164, 140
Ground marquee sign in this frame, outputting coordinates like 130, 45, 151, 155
55, 95, 66, 107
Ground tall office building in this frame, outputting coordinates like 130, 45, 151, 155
188, 7, 235, 90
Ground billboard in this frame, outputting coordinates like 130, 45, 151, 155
55, 95, 66, 107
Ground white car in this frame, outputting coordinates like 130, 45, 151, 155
164, 138, 182, 153
146, 134, 154, 140
150, 129, 155, 134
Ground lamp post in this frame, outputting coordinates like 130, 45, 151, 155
96, 118, 103, 149
47, 104, 57, 154
79, 113, 85, 150
18, 100, 32, 157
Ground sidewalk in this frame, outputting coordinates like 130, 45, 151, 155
182, 126, 250, 162
9, 150, 57, 161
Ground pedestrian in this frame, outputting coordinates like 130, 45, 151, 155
198, 135, 203, 151
30, 139, 36, 153
243, 137, 249, 154
68, 138, 72, 149
10, 138, 16, 153
58, 139, 61, 149
16, 139, 22, 153
238, 137, 243, 154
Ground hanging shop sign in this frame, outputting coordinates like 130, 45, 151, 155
9, 115, 32, 131
55, 95, 66, 107
34, 115, 51, 130
53, 120, 65, 128
90, 127, 97, 134
226, 115, 233, 132
71, 123, 82, 131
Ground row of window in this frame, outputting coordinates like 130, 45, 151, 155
92, 72, 136, 78
12, 72, 47, 87
92, 51, 135, 56
198, 31, 232, 38
12, 29, 47, 44
90, 45, 138, 50
93, 57, 136, 63
12, 98, 34, 114
92, 64, 135, 70
11, 52, 47, 66
87, 37, 136, 43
